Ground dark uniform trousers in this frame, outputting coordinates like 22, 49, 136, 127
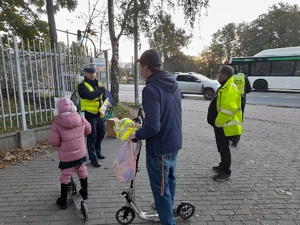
214, 127, 232, 175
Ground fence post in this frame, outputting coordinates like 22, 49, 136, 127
13, 36, 27, 130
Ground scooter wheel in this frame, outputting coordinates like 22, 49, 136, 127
80, 201, 89, 221
116, 206, 135, 225
177, 202, 195, 219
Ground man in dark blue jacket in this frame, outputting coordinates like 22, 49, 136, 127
129, 49, 182, 225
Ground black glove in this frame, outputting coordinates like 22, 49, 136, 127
99, 86, 106, 93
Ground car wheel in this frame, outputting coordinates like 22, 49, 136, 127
203, 88, 214, 100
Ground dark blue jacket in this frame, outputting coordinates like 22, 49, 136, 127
135, 71, 182, 154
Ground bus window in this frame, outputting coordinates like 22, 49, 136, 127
271, 61, 294, 76
256, 62, 270, 75
238, 64, 249, 75
295, 62, 300, 76
250, 64, 255, 75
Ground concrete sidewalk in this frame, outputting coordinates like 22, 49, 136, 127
1, 99, 300, 225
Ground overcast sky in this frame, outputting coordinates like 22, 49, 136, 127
54, 0, 299, 62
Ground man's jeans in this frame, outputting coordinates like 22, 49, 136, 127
86, 117, 105, 162
146, 151, 179, 225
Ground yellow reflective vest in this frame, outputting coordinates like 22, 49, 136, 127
215, 77, 243, 136
233, 73, 246, 94
114, 118, 137, 141
80, 82, 105, 118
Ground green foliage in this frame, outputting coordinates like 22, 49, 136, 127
164, 51, 199, 73
54, 0, 78, 12
199, 2, 300, 72
239, 2, 300, 55
107, 0, 210, 105
0, 0, 48, 40
167, 0, 209, 29
148, 14, 192, 58
113, 102, 138, 119
0, 0, 78, 41
198, 44, 224, 77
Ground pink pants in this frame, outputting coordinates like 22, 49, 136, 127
60, 163, 88, 184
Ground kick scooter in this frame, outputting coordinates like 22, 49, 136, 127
115, 106, 195, 224
115, 162, 195, 224
68, 177, 89, 221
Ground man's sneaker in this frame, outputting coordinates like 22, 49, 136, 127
212, 165, 223, 173
213, 172, 231, 182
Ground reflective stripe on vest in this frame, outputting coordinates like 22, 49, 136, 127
224, 120, 242, 127
216, 120, 242, 128
114, 118, 136, 141
233, 73, 246, 94
80, 82, 104, 116
219, 107, 235, 115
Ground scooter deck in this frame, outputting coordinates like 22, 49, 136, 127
140, 211, 160, 221
72, 193, 84, 210
139, 210, 182, 221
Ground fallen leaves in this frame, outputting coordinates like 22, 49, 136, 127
276, 188, 294, 196
15, 188, 22, 193
0, 141, 56, 169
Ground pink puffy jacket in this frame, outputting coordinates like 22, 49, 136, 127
49, 112, 91, 162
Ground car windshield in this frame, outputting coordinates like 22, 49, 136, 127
192, 73, 211, 81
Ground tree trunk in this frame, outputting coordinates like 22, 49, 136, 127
110, 38, 120, 106
108, 0, 119, 106
46, 0, 57, 49
46, 0, 58, 95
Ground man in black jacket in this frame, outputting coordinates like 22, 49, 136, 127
230, 65, 252, 146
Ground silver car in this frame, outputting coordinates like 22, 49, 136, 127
173, 72, 220, 100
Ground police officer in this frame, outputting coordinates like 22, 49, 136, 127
78, 65, 107, 168
230, 65, 252, 146
207, 65, 242, 181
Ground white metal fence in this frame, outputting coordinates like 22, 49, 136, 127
0, 35, 87, 133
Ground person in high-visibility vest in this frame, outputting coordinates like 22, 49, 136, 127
207, 65, 242, 182
230, 65, 252, 146
78, 65, 107, 168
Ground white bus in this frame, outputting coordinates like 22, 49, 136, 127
229, 46, 300, 92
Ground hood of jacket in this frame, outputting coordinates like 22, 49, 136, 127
53, 112, 82, 129
146, 70, 178, 93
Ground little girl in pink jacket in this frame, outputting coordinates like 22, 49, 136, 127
49, 97, 91, 210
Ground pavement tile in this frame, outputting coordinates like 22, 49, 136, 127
0, 99, 300, 225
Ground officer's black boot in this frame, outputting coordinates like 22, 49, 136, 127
79, 177, 88, 200
56, 183, 68, 210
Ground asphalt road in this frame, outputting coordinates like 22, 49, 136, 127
119, 84, 300, 108
247, 91, 300, 108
